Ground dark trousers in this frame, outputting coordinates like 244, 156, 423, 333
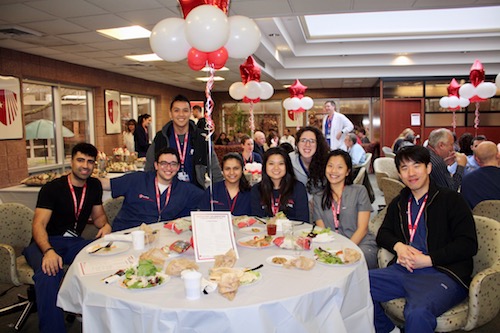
369, 264, 467, 333
23, 236, 92, 333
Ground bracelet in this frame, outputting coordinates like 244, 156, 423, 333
43, 247, 55, 255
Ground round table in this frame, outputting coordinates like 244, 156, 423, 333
57, 221, 374, 333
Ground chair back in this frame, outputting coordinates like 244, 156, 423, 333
353, 167, 366, 185
358, 152, 372, 170
385, 151, 396, 158
382, 146, 393, 155
379, 177, 406, 205
103, 196, 124, 226
0, 203, 33, 251
373, 157, 399, 179
472, 200, 500, 222
369, 206, 387, 236
472, 215, 500, 276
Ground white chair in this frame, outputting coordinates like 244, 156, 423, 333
382, 146, 393, 156
472, 200, 500, 222
358, 152, 372, 172
353, 167, 366, 185
379, 177, 405, 206
373, 157, 400, 191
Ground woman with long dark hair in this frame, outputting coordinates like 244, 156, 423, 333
313, 149, 377, 268
135, 114, 151, 157
202, 153, 251, 215
251, 147, 309, 222
122, 118, 137, 153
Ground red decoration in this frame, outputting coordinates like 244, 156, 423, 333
288, 79, 307, 99
187, 47, 208, 70
287, 109, 295, 121
239, 56, 261, 84
178, 0, 230, 18
107, 100, 118, 124
447, 78, 460, 97
470, 59, 485, 87
0, 89, 18, 126
207, 47, 228, 70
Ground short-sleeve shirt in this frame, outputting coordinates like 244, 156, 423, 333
37, 175, 103, 236
201, 181, 251, 216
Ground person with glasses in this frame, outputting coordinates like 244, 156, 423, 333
100, 147, 204, 231
251, 147, 310, 223
202, 153, 252, 215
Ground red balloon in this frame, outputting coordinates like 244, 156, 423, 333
207, 47, 228, 69
288, 79, 307, 99
243, 97, 260, 103
239, 56, 260, 84
187, 47, 208, 70
178, 0, 230, 18
447, 78, 460, 97
470, 59, 485, 87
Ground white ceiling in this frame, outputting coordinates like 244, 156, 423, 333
1, 0, 500, 92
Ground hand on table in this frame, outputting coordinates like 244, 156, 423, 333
96, 223, 112, 238
42, 250, 63, 276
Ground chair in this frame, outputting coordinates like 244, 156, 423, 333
382, 146, 394, 156
378, 215, 500, 332
369, 206, 387, 237
385, 151, 396, 158
472, 200, 500, 222
379, 177, 405, 206
0, 203, 36, 331
358, 152, 372, 172
373, 157, 400, 190
82, 196, 124, 239
353, 167, 366, 185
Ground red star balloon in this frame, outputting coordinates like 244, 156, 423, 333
469, 59, 485, 87
288, 79, 307, 99
240, 56, 261, 84
178, 0, 230, 18
447, 78, 460, 97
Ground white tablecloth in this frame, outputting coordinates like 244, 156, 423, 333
57, 222, 375, 333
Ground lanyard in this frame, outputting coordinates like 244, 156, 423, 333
407, 194, 428, 243
331, 195, 342, 232
272, 194, 281, 216
298, 156, 309, 177
67, 176, 87, 230
226, 188, 239, 214
155, 177, 172, 221
174, 132, 189, 167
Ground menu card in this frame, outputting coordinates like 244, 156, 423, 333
79, 255, 136, 276
191, 211, 239, 262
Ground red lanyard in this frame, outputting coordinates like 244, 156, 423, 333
67, 176, 87, 230
226, 189, 239, 214
272, 195, 281, 216
155, 177, 172, 219
407, 194, 428, 243
331, 195, 342, 232
174, 132, 189, 166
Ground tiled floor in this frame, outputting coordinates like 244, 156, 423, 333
1, 174, 498, 332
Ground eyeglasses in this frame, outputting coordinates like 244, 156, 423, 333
299, 138, 317, 145
158, 161, 179, 168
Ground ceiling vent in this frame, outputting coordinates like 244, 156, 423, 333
0, 25, 42, 38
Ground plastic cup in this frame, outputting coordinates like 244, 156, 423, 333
181, 270, 202, 300
267, 223, 277, 236
131, 230, 145, 250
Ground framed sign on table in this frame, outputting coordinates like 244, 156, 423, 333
105, 90, 121, 134
0, 75, 23, 140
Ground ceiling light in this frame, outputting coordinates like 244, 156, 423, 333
196, 76, 225, 82
392, 55, 414, 66
125, 54, 163, 62
283, 84, 292, 88
97, 25, 151, 40
201, 66, 229, 72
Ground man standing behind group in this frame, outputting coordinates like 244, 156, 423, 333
145, 95, 222, 189
24, 143, 111, 333
426, 128, 466, 191
322, 100, 354, 151
192, 104, 207, 133
101, 147, 204, 231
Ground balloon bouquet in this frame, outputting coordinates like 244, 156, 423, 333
229, 56, 274, 135
439, 78, 470, 132
282, 79, 314, 128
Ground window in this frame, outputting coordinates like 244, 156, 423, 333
120, 94, 155, 142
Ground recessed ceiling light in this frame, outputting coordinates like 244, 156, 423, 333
125, 54, 163, 62
196, 76, 225, 82
283, 84, 292, 88
201, 66, 229, 72
97, 25, 151, 40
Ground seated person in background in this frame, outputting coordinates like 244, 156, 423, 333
24, 143, 111, 333
279, 142, 294, 154
265, 130, 280, 150
369, 145, 477, 333
461, 141, 500, 209
240, 134, 263, 165
313, 150, 378, 269
396, 134, 417, 152
448, 135, 486, 176
279, 128, 296, 147
344, 133, 366, 166
100, 147, 204, 231
251, 147, 309, 223
356, 127, 371, 144
392, 128, 414, 153
202, 153, 251, 215
458, 132, 473, 156
215, 132, 230, 145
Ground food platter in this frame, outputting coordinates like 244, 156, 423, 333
265, 255, 296, 267
237, 236, 274, 249
86, 242, 130, 256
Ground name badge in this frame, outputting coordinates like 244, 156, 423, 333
63, 229, 78, 238
178, 171, 190, 182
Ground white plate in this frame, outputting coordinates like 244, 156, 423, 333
119, 275, 170, 291
295, 228, 335, 243
240, 226, 266, 235
265, 255, 296, 267
239, 271, 262, 287
237, 236, 274, 249
86, 241, 130, 256
314, 249, 360, 266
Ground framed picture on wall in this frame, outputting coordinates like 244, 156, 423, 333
285, 109, 304, 128
0, 75, 23, 140
105, 90, 121, 134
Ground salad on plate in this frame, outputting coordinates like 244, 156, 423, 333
121, 259, 170, 289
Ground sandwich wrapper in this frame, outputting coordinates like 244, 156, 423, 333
233, 216, 257, 228
103, 234, 133, 242
273, 236, 311, 250
164, 218, 191, 234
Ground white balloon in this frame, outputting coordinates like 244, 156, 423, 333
259, 82, 274, 100
283, 98, 292, 110
496, 73, 500, 89
439, 97, 450, 108
476, 82, 497, 99
150, 18, 190, 62
185, 5, 229, 53
244, 81, 261, 99
459, 83, 475, 99
225, 15, 262, 59
448, 96, 459, 108
289, 97, 301, 110
459, 97, 470, 108
300, 96, 314, 110
229, 82, 245, 100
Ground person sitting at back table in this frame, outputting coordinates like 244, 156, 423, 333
202, 153, 251, 215
356, 127, 371, 144
344, 132, 366, 166
215, 132, 230, 145
313, 150, 377, 269
392, 128, 414, 153
100, 147, 204, 231
251, 147, 309, 223
448, 135, 487, 176
24, 142, 111, 333
240, 134, 263, 165
279, 128, 296, 148
461, 141, 500, 209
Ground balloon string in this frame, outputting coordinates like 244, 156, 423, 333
204, 63, 216, 211
249, 101, 255, 137
452, 111, 456, 132
474, 101, 480, 136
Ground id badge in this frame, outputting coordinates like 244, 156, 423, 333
178, 171, 190, 182
63, 229, 78, 237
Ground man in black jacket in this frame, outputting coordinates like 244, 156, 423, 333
145, 95, 222, 189
369, 145, 477, 333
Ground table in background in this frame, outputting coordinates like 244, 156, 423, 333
57, 222, 375, 333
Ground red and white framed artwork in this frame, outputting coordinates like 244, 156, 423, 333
0, 75, 23, 139
105, 89, 121, 134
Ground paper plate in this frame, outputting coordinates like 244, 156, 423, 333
119, 275, 170, 291
239, 271, 262, 287
86, 241, 130, 256
237, 236, 274, 249
240, 226, 266, 235
265, 255, 296, 267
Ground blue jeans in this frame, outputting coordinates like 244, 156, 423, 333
23, 236, 92, 333
369, 264, 467, 333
